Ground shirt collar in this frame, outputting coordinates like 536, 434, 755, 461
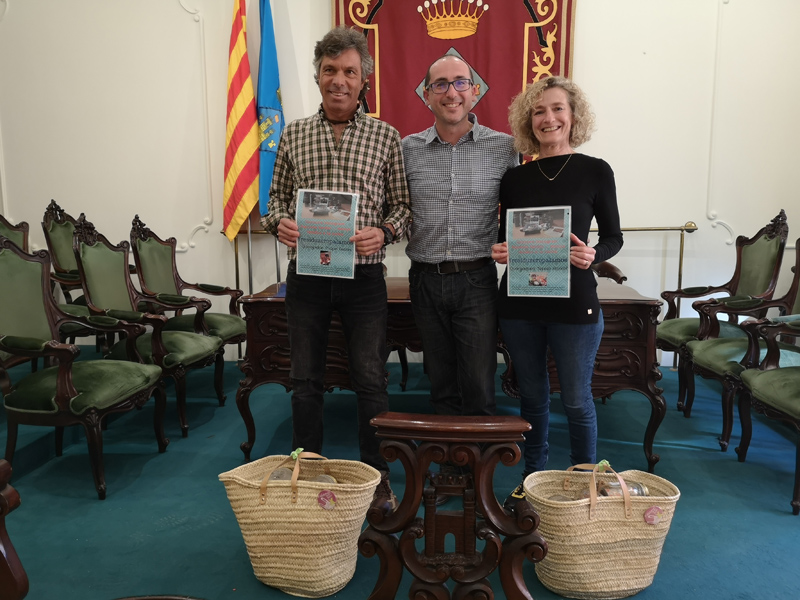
317, 104, 364, 127
425, 113, 480, 145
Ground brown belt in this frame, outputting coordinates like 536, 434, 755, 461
410, 257, 492, 275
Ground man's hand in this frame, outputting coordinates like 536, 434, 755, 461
350, 225, 391, 257
276, 218, 300, 248
491, 242, 508, 265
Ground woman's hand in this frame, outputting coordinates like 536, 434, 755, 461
492, 242, 508, 265
569, 233, 595, 270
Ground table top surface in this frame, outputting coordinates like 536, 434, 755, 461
244, 277, 659, 304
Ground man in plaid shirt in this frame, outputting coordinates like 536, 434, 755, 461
261, 27, 410, 510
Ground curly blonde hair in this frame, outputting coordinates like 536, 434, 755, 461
508, 76, 596, 156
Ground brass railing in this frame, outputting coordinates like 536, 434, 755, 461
591, 222, 698, 367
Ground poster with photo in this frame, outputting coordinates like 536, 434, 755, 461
506, 206, 571, 297
295, 189, 359, 279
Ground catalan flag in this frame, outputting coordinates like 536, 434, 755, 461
223, 0, 260, 241
257, 0, 283, 216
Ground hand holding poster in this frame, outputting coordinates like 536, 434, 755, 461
506, 206, 572, 297
295, 189, 359, 279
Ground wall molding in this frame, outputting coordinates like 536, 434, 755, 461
704, 0, 735, 244
177, 0, 215, 253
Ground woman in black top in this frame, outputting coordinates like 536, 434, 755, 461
491, 77, 623, 509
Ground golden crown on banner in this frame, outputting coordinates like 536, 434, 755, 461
417, 0, 489, 40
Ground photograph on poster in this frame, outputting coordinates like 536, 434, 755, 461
295, 189, 359, 279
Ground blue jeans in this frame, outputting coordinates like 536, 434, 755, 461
499, 315, 604, 477
408, 262, 498, 416
285, 263, 389, 474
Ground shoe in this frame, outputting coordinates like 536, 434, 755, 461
503, 481, 527, 512
373, 477, 398, 512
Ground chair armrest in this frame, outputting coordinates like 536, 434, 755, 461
743, 318, 800, 370
180, 282, 243, 317
0, 335, 81, 409
661, 283, 736, 320
133, 291, 212, 335
591, 261, 627, 284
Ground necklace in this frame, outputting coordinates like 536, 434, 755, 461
537, 154, 573, 181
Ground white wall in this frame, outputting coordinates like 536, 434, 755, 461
1, 0, 798, 362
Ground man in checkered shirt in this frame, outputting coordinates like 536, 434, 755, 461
403, 55, 518, 422
262, 27, 410, 510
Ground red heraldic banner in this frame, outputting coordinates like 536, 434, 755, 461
334, 0, 577, 138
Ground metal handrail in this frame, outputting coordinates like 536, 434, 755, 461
590, 222, 698, 367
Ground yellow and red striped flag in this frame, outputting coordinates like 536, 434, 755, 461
223, 0, 260, 240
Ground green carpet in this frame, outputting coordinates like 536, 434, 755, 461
2, 353, 798, 599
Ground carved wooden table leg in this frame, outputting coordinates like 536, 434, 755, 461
359, 413, 547, 600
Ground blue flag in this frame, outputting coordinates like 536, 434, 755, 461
257, 0, 284, 216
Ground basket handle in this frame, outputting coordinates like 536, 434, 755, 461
258, 450, 327, 505
567, 461, 633, 520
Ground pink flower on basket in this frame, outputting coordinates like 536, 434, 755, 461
318, 490, 337, 510
644, 505, 665, 525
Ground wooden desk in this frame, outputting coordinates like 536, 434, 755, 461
236, 278, 666, 471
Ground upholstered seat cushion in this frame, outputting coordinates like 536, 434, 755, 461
162, 313, 246, 341
4, 361, 162, 414
687, 338, 800, 377
106, 331, 223, 369
741, 366, 800, 420
58, 303, 91, 336
657, 317, 748, 348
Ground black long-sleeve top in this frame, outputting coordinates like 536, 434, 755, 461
497, 153, 624, 324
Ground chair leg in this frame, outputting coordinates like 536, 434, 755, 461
676, 354, 687, 412
82, 416, 107, 500
4, 421, 19, 465
397, 347, 409, 391
718, 380, 737, 452
735, 392, 752, 462
175, 375, 189, 438
55, 426, 65, 456
681, 356, 696, 418
152, 385, 170, 453
214, 351, 226, 407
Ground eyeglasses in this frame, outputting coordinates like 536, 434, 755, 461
425, 79, 473, 94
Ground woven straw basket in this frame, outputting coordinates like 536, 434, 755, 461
523, 463, 680, 600
219, 453, 381, 598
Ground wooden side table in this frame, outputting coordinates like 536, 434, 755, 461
359, 412, 547, 600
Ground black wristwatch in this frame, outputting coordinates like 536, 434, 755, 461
380, 225, 395, 247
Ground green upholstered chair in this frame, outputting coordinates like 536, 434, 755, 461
129, 215, 245, 351
657, 210, 788, 413
684, 244, 800, 451
0, 214, 29, 252
735, 315, 800, 515
0, 238, 168, 500
72, 215, 226, 438
41, 199, 85, 303
0, 218, 36, 395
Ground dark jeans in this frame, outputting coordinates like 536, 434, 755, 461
499, 315, 604, 477
408, 262, 498, 416
285, 263, 389, 475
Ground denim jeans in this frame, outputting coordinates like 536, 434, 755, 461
408, 262, 498, 416
285, 263, 389, 474
499, 314, 604, 477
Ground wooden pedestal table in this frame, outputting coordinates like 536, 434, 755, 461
358, 412, 547, 600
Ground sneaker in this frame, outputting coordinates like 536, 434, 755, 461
503, 481, 527, 512
373, 477, 398, 512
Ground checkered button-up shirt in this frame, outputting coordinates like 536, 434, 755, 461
403, 114, 518, 264
261, 105, 411, 264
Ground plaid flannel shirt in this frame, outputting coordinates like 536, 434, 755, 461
261, 105, 411, 264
